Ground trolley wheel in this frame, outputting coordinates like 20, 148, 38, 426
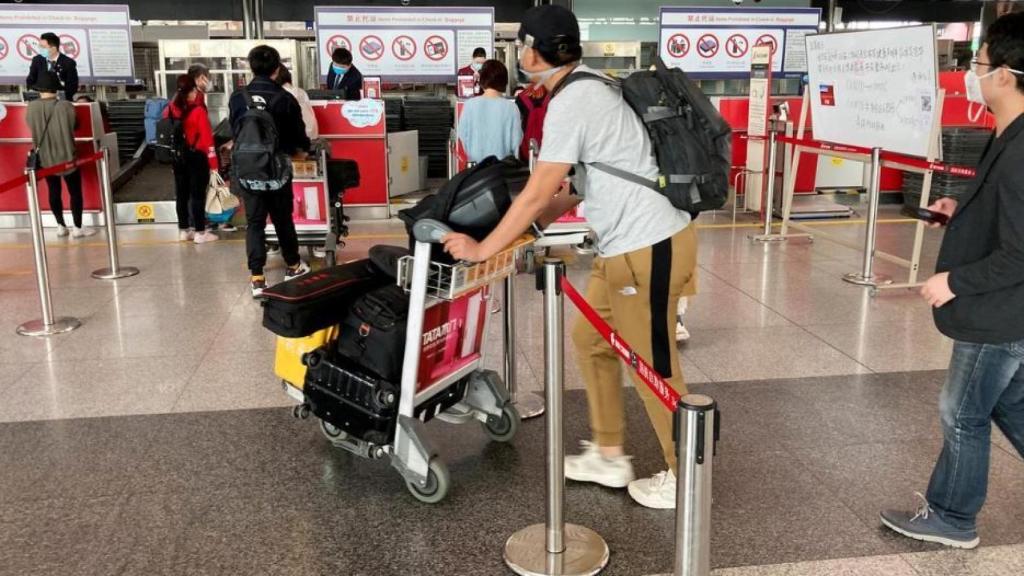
292, 404, 311, 419
482, 404, 520, 443
320, 420, 348, 444
406, 460, 450, 504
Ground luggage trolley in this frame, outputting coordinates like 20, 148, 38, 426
292, 220, 529, 503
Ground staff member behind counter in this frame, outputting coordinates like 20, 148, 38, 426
443, 5, 697, 510
25, 32, 78, 101
325, 48, 363, 101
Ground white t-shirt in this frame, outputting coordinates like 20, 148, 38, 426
539, 65, 690, 257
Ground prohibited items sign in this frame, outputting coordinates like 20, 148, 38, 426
359, 35, 385, 61
755, 34, 778, 55
666, 33, 690, 58
392, 35, 416, 60
326, 34, 351, 56
725, 34, 749, 58
59, 34, 81, 60
424, 35, 448, 61
697, 34, 719, 59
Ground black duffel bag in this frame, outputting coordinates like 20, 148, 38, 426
261, 259, 388, 338
337, 284, 410, 382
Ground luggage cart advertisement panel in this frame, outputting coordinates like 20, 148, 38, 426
0, 4, 134, 84
315, 6, 494, 82
659, 6, 820, 79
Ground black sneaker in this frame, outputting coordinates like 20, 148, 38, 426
251, 276, 268, 298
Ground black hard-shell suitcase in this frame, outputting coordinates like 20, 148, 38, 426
337, 284, 409, 382
303, 348, 399, 445
261, 260, 388, 338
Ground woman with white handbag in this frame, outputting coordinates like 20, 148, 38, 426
166, 74, 220, 244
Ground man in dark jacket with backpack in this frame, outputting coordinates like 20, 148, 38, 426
228, 45, 311, 297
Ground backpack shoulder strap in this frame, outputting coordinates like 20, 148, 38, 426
551, 70, 618, 99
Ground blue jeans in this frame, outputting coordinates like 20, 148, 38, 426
926, 339, 1024, 530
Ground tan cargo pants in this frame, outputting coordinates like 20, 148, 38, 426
571, 225, 698, 470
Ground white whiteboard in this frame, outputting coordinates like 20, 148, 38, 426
805, 25, 938, 158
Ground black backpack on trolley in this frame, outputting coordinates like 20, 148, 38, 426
552, 56, 732, 214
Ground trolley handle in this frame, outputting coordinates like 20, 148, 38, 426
413, 219, 453, 244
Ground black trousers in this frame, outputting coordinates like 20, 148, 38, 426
172, 149, 210, 232
241, 185, 300, 276
46, 169, 83, 228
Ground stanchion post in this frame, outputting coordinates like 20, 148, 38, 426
92, 148, 139, 280
17, 163, 81, 337
504, 258, 608, 576
504, 273, 545, 419
647, 394, 718, 576
843, 147, 892, 287
751, 126, 786, 244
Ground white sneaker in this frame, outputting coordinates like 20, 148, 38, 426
284, 260, 311, 280
564, 441, 635, 488
71, 227, 96, 238
179, 229, 195, 242
628, 470, 677, 509
676, 320, 691, 342
193, 231, 219, 244
220, 223, 238, 233
56, 225, 70, 238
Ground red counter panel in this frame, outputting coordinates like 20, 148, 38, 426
312, 100, 389, 206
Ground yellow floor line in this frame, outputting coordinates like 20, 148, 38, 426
0, 218, 921, 250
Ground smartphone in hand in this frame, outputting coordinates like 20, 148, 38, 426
902, 205, 950, 226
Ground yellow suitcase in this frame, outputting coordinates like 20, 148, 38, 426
274, 325, 339, 391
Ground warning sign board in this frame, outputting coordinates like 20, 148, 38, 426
315, 6, 492, 81
697, 34, 719, 59
666, 33, 690, 58
658, 6, 820, 78
135, 203, 155, 223
16, 34, 38, 61
59, 34, 81, 60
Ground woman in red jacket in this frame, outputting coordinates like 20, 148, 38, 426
166, 74, 219, 243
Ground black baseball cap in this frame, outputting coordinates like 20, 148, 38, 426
518, 5, 580, 54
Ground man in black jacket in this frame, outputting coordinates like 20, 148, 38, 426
228, 45, 312, 297
25, 32, 78, 101
325, 48, 363, 101
881, 12, 1024, 549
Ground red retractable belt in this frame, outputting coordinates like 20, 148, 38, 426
560, 276, 681, 412
773, 135, 978, 178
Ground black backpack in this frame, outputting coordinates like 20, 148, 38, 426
337, 284, 410, 382
231, 89, 291, 193
552, 57, 732, 214
153, 110, 186, 164
397, 156, 512, 261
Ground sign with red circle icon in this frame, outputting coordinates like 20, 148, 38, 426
325, 34, 351, 56
666, 33, 690, 58
0, 37, 8, 61
392, 35, 416, 61
755, 34, 778, 55
424, 35, 448, 61
697, 34, 719, 59
16, 34, 39, 61
725, 34, 749, 59
59, 34, 81, 60
359, 35, 385, 61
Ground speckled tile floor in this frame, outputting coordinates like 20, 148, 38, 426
1, 212, 1022, 575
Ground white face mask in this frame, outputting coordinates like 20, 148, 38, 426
964, 68, 998, 105
519, 64, 564, 85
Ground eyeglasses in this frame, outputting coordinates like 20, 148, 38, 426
970, 58, 1024, 75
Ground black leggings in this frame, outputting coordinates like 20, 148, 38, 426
46, 169, 83, 229
173, 149, 211, 231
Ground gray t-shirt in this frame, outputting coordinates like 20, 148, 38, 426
539, 65, 690, 257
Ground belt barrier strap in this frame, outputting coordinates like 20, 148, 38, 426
560, 275, 681, 412
774, 135, 977, 178
0, 174, 27, 195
